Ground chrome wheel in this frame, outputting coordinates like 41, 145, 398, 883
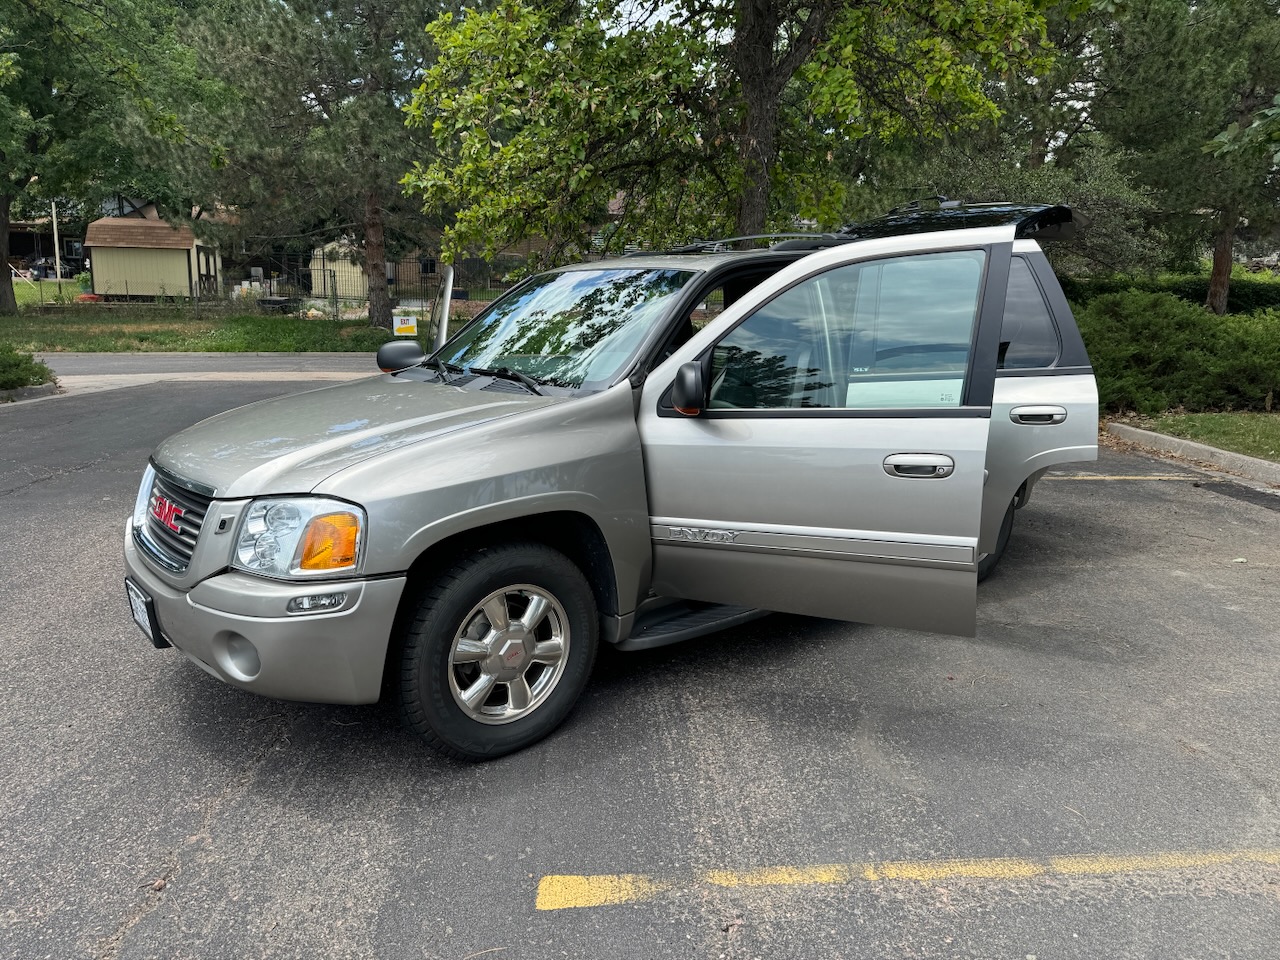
447, 584, 570, 724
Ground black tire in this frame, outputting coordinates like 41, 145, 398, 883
397, 542, 598, 760
977, 498, 1016, 583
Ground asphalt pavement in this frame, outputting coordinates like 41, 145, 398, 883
1, 372, 1278, 959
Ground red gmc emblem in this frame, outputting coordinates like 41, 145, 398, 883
151, 495, 184, 534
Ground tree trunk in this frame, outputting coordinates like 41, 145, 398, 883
732, 0, 783, 239
0, 194, 18, 316
1206, 216, 1235, 316
735, 89, 778, 238
364, 190, 392, 330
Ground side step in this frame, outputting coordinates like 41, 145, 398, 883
615, 601, 769, 652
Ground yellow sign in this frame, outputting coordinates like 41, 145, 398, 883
393, 315, 418, 336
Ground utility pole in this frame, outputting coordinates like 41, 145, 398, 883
52, 201, 63, 298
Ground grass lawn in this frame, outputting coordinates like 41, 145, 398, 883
0, 306, 396, 353
1147, 412, 1280, 463
12, 278, 80, 308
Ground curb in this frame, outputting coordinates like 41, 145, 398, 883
1106, 422, 1280, 486
0, 382, 60, 404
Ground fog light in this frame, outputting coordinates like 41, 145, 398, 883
224, 634, 261, 679
287, 592, 347, 615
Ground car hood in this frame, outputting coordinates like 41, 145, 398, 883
152, 374, 557, 498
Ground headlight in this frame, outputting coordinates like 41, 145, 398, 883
132, 464, 157, 529
232, 497, 366, 579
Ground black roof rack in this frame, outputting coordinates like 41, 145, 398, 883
636, 233, 828, 255
621, 203, 1084, 259
835, 202, 1086, 242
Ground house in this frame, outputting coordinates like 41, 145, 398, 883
84, 205, 221, 298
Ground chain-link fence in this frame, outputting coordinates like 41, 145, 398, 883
224, 252, 521, 313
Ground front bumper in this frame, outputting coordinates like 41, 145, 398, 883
124, 522, 406, 704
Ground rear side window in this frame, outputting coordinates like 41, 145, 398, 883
999, 257, 1060, 369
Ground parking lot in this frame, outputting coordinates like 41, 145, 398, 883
2, 373, 1278, 959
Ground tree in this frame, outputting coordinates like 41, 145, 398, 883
1209, 92, 1280, 165
838, 2, 1167, 277
0, 0, 186, 315
177, 0, 460, 329
1095, 0, 1280, 313
404, 0, 1055, 266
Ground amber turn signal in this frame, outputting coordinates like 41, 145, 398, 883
298, 512, 361, 570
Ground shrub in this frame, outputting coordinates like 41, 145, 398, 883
1060, 273, 1280, 314
0, 345, 55, 391
1075, 291, 1280, 414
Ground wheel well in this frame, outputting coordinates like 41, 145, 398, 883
382, 511, 619, 698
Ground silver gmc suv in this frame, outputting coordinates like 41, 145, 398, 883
124, 202, 1098, 759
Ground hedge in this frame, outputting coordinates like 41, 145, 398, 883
1060, 273, 1280, 315
1074, 291, 1280, 415
0, 346, 54, 392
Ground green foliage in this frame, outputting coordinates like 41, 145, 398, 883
1061, 272, 1280, 314
1093, 0, 1280, 309
0, 309, 392, 353
1208, 92, 1280, 164
165, 0, 461, 327
0, 0, 194, 314
405, 0, 1055, 265
0, 345, 53, 391
1075, 291, 1280, 414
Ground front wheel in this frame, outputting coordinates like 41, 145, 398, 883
397, 543, 598, 760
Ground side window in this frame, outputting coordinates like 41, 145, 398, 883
999, 257, 1060, 369
708, 250, 986, 410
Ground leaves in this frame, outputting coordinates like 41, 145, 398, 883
403, 0, 1052, 265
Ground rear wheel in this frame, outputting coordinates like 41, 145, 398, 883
977, 498, 1015, 583
397, 543, 598, 760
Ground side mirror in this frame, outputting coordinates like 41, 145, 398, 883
376, 339, 426, 373
671, 361, 705, 416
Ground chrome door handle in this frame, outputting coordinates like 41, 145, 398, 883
1010, 405, 1067, 425
883, 453, 955, 478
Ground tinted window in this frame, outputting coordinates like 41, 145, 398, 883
999, 258, 1060, 369
442, 267, 696, 388
708, 250, 985, 410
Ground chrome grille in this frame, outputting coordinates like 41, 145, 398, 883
137, 469, 213, 572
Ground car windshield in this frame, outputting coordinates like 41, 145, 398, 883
437, 267, 696, 390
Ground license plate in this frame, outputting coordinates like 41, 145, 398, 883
125, 579, 170, 649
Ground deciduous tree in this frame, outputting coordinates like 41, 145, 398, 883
404, 0, 1054, 266
0, 0, 184, 315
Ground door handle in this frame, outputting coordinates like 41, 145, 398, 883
883, 453, 955, 479
1009, 405, 1067, 425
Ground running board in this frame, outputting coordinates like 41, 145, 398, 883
615, 603, 769, 652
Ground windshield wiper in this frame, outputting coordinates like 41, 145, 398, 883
469, 366, 547, 396
426, 356, 464, 383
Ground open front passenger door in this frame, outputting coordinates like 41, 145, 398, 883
637, 230, 1014, 638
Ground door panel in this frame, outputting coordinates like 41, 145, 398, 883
638, 234, 1013, 639
643, 414, 989, 635
980, 373, 1099, 551
978, 254, 1099, 552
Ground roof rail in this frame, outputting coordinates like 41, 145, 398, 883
837, 202, 1086, 242
638, 233, 828, 255
886, 196, 963, 215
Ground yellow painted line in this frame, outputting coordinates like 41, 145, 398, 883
704, 864, 851, 887
863, 856, 1046, 882
535, 874, 672, 911
1044, 474, 1202, 481
535, 848, 1280, 910
1049, 849, 1280, 874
